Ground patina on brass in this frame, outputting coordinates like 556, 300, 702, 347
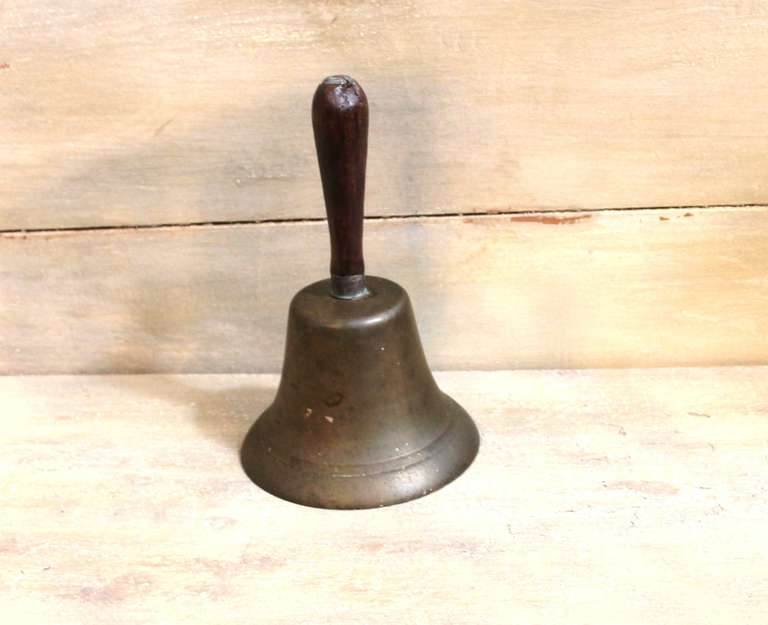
240, 76, 479, 509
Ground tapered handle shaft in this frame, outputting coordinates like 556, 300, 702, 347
312, 75, 369, 299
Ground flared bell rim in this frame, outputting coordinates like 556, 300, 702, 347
240, 393, 479, 510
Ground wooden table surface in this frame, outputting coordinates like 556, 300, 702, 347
1, 368, 766, 624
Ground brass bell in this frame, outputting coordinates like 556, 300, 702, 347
241, 75, 479, 509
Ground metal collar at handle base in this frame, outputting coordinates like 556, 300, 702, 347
331, 274, 369, 300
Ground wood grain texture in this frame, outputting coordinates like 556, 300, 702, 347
2, 1, 768, 229
1, 207, 766, 374
1, 368, 767, 624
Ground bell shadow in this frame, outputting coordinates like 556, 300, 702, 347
106, 373, 276, 452
92, 233, 283, 451
189, 383, 275, 451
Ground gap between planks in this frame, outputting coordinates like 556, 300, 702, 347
0, 203, 764, 238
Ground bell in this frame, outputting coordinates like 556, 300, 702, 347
240, 75, 479, 509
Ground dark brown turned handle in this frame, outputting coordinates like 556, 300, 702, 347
312, 75, 369, 299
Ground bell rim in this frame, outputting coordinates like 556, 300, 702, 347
240, 394, 480, 510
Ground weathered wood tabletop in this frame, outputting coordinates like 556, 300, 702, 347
1, 368, 766, 624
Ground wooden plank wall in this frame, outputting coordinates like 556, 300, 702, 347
1, 1, 767, 373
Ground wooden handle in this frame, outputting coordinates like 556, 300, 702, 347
312, 75, 368, 299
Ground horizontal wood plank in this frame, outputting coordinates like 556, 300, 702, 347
1, 368, 767, 623
2, 1, 768, 229
1, 207, 766, 373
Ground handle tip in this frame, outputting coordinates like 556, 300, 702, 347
314, 75, 367, 113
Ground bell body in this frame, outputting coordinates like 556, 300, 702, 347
241, 276, 479, 509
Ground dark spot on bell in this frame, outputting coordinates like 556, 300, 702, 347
324, 392, 344, 407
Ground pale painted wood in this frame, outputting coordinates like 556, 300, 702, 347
0, 368, 766, 624
1, 207, 767, 374
2, 1, 768, 229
